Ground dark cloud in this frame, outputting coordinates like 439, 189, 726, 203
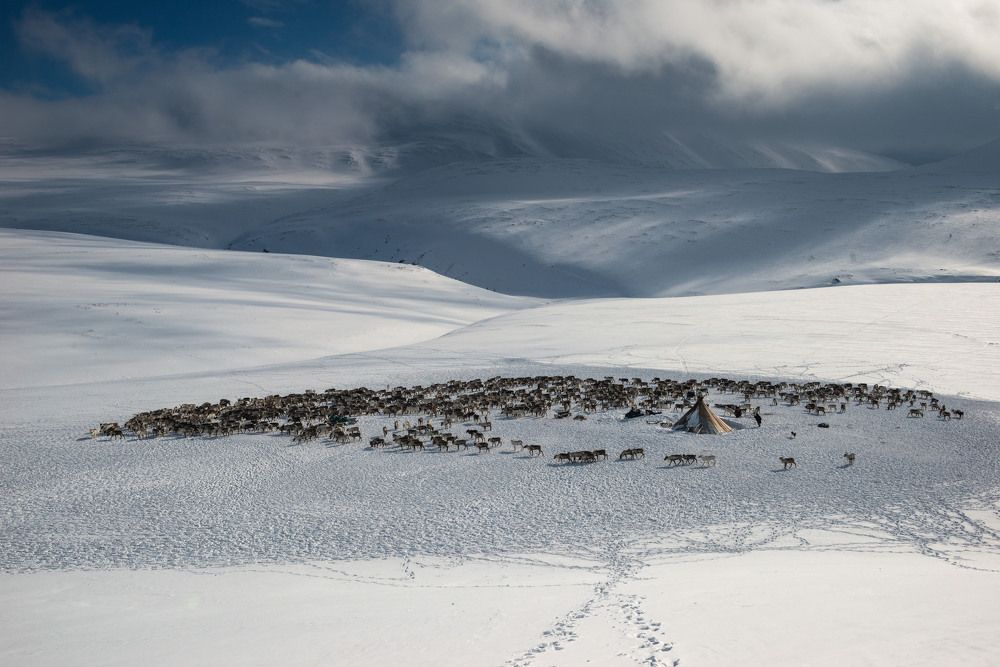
2, 2, 998, 165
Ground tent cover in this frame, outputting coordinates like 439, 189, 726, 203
671, 397, 734, 434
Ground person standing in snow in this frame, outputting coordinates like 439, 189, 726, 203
753, 406, 762, 427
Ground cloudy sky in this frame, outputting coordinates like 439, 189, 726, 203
2, 0, 999, 163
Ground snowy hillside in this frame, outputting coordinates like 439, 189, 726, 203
3, 143, 998, 298
1, 228, 1000, 667
425, 283, 1000, 401
230, 158, 1000, 297
1, 138, 998, 667
373, 118, 906, 172
0, 229, 535, 389
920, 138, 1000, 174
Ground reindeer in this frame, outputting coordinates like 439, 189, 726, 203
593, 449, 607, 460
525, 444, 543, 457
664, 454, 685, 466
91, 422, 121, 439
698, 455, 717, 467
843, 452, 856, 466
487, 436, 502, 449
475, 441, 490, 453
780, 456, 797, 469
619, 448, 645, 460
908, 408, 924, 418
510, 439, 524, 451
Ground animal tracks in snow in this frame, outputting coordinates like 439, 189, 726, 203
505, 541, 679, 667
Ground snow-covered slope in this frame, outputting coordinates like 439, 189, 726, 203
230, 159, 1000, 297
0, 229, 535, 389
3, 146, 997, 298
920, 138, 1000, 174
424, 283, 1000, 401
2, 228, 1000, 667
375, 118, 906, 172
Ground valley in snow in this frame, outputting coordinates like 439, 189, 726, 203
2, 144, 999, 298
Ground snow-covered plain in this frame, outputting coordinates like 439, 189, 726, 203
2, 229, 1000, 666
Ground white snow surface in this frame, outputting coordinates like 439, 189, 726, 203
2, 147, 999, 298
2, 229, 1000, 666
0, 228, 534, 388
424, 283, 1000, 401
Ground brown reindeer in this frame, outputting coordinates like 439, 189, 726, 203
780, 456, 797, 469
843, 452, 856, 466
525, 444, 543, 457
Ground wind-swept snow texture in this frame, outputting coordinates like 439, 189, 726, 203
1, 145, 998, 298
1, 229, 1000, 666
2, 229, 998, 572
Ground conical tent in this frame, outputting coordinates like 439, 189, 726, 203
671, 397, 734, 434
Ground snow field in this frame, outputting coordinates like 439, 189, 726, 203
422, 282, 1000, 401
3, 387, 997, 572
4, 535, 1000, 667
2, 228, 1000, 665
0, 555, 603, 667
0, 229, 535, 388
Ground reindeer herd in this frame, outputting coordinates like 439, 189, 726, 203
93, 375, 965, 473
